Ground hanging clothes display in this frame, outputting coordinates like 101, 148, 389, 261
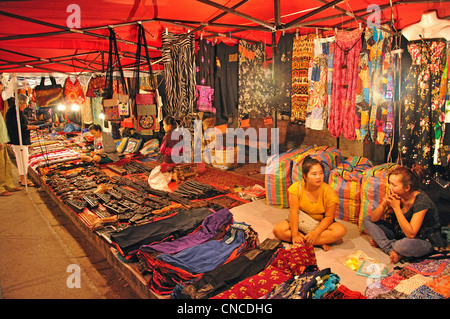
238, 39, 273, 118
80, 83, 93, 124
196, 38, 215, 87
86, 75, 105, 98
63, 77, 85, 105
305, 36, 334, 130
328, 29, 362, 140
400, 38, 447, 170
195, 38, 216, 113
90, 97, 103, 126
439, 47, 450, 166
326, 36, 335, 129
214, 41, 239, 126
162, 32, 196, 120
274, 32, 294, 117
355, 27, 394, 145
291, 34, 316, 124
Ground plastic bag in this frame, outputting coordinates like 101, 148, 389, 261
147, 165, 172, 192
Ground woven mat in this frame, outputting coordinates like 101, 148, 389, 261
138, 160, 265, 192
190, 166, 265, 192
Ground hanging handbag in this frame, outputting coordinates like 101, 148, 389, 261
136, 92, 155, 105
136, 104, 156, 131
132, 24, 157, 102
102, 27, 129, 121
34, 76, 64, 108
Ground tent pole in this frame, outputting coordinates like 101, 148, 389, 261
196, 0, 276, 31
0, 10, 159, 51
0, 48, 99, 73
0, 58, 69, 75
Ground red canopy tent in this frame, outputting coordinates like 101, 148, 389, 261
0, 0, 449, 74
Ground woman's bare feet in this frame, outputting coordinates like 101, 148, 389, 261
389, 250, 401, 263
321, 244, 330, 251
370, 239, 379, 248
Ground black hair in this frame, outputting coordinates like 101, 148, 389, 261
301, 155, 324, 180
388, 164, 426, 191
163, 116, 177, 129
88, 124, 102, 132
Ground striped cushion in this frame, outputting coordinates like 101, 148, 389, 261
329, 156, 373, 224
265, 148, 306, 208
358, 163, 398, 232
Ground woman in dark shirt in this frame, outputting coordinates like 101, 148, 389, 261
363, 165, 442, 263
5, 94, 38, 186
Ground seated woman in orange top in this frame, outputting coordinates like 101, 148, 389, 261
273, 156, 346, 251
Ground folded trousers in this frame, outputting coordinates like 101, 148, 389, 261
111, 208, 214, 256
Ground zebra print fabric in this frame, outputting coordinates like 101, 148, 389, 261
162, 32, 196, 120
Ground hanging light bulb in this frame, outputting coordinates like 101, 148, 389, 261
57, 104, 65, 111
71, 104, 80, 111
99, 113, 105, 119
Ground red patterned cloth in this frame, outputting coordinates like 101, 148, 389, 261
213, 242, 317, 299
328, 29, 362, 140
323, 284, 367, 299
64, 77, 85, 105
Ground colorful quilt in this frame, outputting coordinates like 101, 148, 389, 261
365, 257, 450, 299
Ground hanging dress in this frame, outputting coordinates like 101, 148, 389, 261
195, 38, 216, 113
274, 33, 294, 117
305, 36, 334, 130
162, 32, 196, 120
214, 42, 239, 126
355, 27, 394, 145
238, 39, 273, 118
291, 34, 316, 124
328, 29, 362, 140
400, 38, 447, 170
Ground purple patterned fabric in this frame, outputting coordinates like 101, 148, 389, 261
139, 208, 233, 255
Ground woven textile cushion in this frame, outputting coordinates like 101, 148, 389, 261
265, 148, 306, 208
290, 146, 342, 186
329, 156, 373, 224
358, 163, 398, 232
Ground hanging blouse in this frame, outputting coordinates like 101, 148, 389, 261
238, 39, 273, 118
328, 29, 362, 140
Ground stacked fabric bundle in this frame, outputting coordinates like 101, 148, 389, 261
172, 238, 283, 299
329, 156, 373, 224
138, 221, 259, 295
110, 207, 215, 259
212, 241, 317, 299
29, 147, 80, 169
